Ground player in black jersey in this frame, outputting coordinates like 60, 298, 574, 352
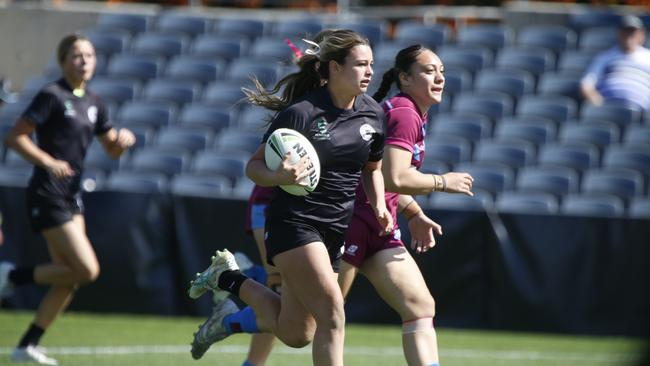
0, 34, 135, 365
187, 29, 393, 366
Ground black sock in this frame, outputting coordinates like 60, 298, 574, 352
217, 270, 248, 297
9, 267, 35, 286
18, 323, 45, 348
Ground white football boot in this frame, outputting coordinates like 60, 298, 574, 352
11, 345, 58, 365
188, 249, 239, 300
190, 298, 239, 360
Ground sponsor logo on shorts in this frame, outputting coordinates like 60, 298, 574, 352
345, 244, 358, 256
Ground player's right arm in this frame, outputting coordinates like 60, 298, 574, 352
4, 118, 73, 178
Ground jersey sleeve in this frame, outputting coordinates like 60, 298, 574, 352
22, 90, 56, 126
93, 99, 113, 135
582, 49, 613, 86
384, 107, 421, 153
261, 104, 310, 143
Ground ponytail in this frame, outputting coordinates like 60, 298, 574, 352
372, 67, 398, 102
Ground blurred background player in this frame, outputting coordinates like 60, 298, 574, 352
338, 44, 473, 366
581, 14, 650, 111
0, 34, 136, 365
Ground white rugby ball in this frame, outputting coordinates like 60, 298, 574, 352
265, 128, 320, 196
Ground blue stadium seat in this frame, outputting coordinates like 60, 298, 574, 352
236, 106, 273, 131
629, 198, 650, 218
191, 35, 246, 61
116, 101, 176, 130
0, 166, 32, 188
0, 100, 29, 126
105, 171, 167, 193
494, 119, 556, 146
429, 189, 490, 211
557, 49, 599, 75
214, 18, 265, 40
516, 166, 580, 196
155, 13, 210, 38
452, 92, 514, 122
517, 25, 577, 56
569, 12, 622, 32
581, 168, 644, 201
393, 21, 450, 50
154, 126, 213, 153
130, 32, 189, 59
537, 72, 583, 100
581, 103, 642, 127
423, 136, 472, 165
578, 27, 619, 51
373, 41, 411, 65
456, 24, 513, 54
19, 74, 59, 101
623, 125, 650, 145
125, 148, 189, 176
3, 149, 30, 168
334, 20, 387, 46
227, 60, 278, 88
437, 45, 493, 76
430, 113, 492, 142
84, 30, 131, 56
472, 139, 535, 169
178, 103, 231, 133
107, 53, 164, 82
440, 68, 473, 97
537, 142, 599, 172
455, 162, 516, 195
96, 13, 150, 35
517, 95, 578, 124
559, 122, 620, 149
495, 191, 559, 214
84, 143, 120, 173
171, 173, 232, 198
89, 77, 140, 106
474, 69, 535, 100
141, 79, 199, 106
561, 193, 625, 217
118, 124, 153, 150
213, 129, 263, 155
201, 81, 247, 107
495, 46, 555, 77
165, 56, 226, 84
419, 160, 450, 176
271, 19, 323, 39
191, 151, 248, 187
250, 37, 294, 63
602, 144, 650, 175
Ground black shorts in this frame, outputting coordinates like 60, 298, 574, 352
26, 193, 83, 233
264, 217, 343, 272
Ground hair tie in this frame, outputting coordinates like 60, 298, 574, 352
302, 39, 321, 57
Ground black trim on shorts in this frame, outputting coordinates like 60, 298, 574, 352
26, 192, 83, 232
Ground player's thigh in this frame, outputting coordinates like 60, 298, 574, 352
360, 246, 435, 319
42, 214, 99, 277
275, 242, 343, 322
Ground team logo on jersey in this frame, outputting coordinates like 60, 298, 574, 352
345, 244, 358, 256
312, 116, 330, 141
64, 100, 76, 117
87, 106, 98, 124
359, 124, 375, 141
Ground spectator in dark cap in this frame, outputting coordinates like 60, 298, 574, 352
581, 14, 650, 111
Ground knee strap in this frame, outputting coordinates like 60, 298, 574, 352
402, 317, 433, 334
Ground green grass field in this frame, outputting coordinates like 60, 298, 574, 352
0, 310, 645, 366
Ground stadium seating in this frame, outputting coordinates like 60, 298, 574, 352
516, 166, 579, 196
537, 72, 583, 101
430, 113, 492, 143
164, 56, 226, 84
141, 79, 199, 106
495, 191, 560, 214
95, 13, 150, 35
104, 171, 168, 193
537, 142, 600, 172
580, 103, 642, 127
455, 162, 515, 195
559, 122, 620, 149
89, 77, 140, 106
629, 198, 650, 218
495, 46, 555, 78
561, 193, 625, 217
125, 148, 190, 177
602, 144, 650, 175
201, 81, 248, 107
154, 126, 213, 153
154, 13, 211, 38
581, 168, 644, 201
0, 166, 31, 188
517, 95, 578, 124
472, 139, 535, 169
474, 69, 535, 101
437, 45, 493, 76
623, 125, 650, 145
212, 128, 262, 155
334, 20, 387, 46
452, 92, 514, 122
493, 118, 556, 146
190, 151, 248, 187
116, 101, 177, 130
107, 53, 164, 82
178, 103, 231, 133
517, 25, 577, 57
171, 173, 232, 198
393, 21, 450, 50
423, 136, 472, 165
271, 19, 323, 39
250, 37, 294, 63
214, 18, 265, 40
84, 30, 131, 57
578, 27, 618, 51
191, 35, 246, 61
130, 32, 190, 59
227, 60, 278, 88
557, 49, 599, 74
456, 24, 513, 54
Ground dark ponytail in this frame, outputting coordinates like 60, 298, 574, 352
372, 68, 398, 102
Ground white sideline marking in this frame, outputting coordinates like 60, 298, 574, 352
0, 345, 639, 362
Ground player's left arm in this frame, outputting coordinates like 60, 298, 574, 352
361, 160, 393, 236
99, 128, 136, 159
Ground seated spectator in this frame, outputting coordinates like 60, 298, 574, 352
581, 15, 650, 111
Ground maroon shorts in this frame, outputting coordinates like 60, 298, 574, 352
342, 214, 404, 268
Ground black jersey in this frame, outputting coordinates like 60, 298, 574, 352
22, 79, 112, 198
262, 86, 386, 233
